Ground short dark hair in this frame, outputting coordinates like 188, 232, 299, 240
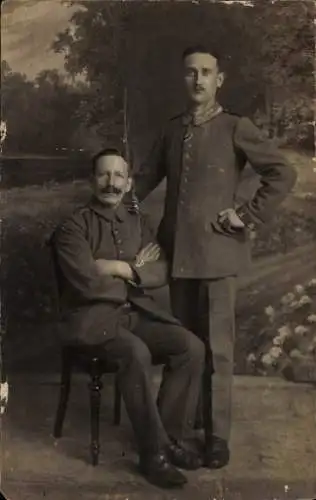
91, 147, 128, 175
182, 44, 224, 72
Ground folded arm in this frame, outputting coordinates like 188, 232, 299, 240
95, 258, 137, 282
52, 217, 127, 303
94, 240, 165, 292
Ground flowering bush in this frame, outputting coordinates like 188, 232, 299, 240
246, 278, 316, 381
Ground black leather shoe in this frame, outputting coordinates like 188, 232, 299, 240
166, 440, 202, 470
204, 436, 230, 469
139, 451, 187, 488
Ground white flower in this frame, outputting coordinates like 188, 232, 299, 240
307, 278, 316, 287
307, 344, 316, 354
294, 325, 309, 336
281, 293, 296, 306
307, 314, 316, 324
262, 353, 273, 366
273, 336, 284, 346
264, 305, 275, 318
269, 346, 283, 359
278, 325, 292, 339
298, 295, 312, 306
289, 349, 303, 359
247, 353, 256, 363
288, 300, 299, 309
294, 284, 305, 294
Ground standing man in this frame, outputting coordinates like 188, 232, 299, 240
133, 44, 297, 469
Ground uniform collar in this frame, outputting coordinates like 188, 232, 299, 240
182, 102, 223, 126
88, 197, 126, 222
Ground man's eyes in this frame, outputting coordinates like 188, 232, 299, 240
97, 172, 124, 179
186, 69, 213, 76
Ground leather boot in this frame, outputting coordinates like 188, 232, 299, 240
139, 451, 187, 488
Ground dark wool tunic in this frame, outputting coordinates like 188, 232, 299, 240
51, 200, 178, 345
135, 111, 297, 278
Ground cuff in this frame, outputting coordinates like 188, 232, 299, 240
235, 206, 256, 231
128, 264, 142, 287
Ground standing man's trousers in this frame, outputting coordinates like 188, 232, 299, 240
169, 277, 236, 443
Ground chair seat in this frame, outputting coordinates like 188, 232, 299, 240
62, 344, 119, 375
63, 344, 163, 374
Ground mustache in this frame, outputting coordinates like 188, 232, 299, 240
100, 186, 122, 195
194, 86, 205, 92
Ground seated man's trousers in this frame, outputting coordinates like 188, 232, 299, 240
86, 308, 205, 456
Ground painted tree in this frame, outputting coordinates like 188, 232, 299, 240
53, 1, 130, 151
1, 61, 83, 154
244, 0, 314, 143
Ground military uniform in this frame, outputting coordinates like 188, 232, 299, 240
51, 199, 205, 456
134, 107, 297, 443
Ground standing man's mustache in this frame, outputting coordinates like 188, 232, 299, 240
194, 85, 205, 92
100, 186, 122, 195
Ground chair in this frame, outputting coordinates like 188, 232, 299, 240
47, 238, 123, 466
53, 344, 122, 466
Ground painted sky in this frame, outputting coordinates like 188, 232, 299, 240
1, 0, 78, 79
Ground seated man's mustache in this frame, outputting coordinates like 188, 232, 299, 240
100, 186, 122, 195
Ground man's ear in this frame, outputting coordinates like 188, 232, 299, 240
217, 71, 225, 89
125, 177, 133, 193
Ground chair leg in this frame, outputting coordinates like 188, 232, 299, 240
53, 348, 72, 438
113, 374, 121, 426
89, 359, 103, 466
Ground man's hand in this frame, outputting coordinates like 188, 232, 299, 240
217, 208, 245, 234
95, 259, 135, 281
135, 243, 161, 268
95, 259, 121, 276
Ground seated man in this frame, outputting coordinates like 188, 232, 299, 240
52, 148, 205, 488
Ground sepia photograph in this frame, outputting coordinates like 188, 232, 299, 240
1, 1, 315, 499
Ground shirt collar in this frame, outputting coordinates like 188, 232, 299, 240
88, 197, 127, 222
182, 102, 223, 126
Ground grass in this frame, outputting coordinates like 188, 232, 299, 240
1, 148, 316, 373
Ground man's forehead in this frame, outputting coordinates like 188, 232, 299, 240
96, 154, 128, 173
184, 52, 218, 69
